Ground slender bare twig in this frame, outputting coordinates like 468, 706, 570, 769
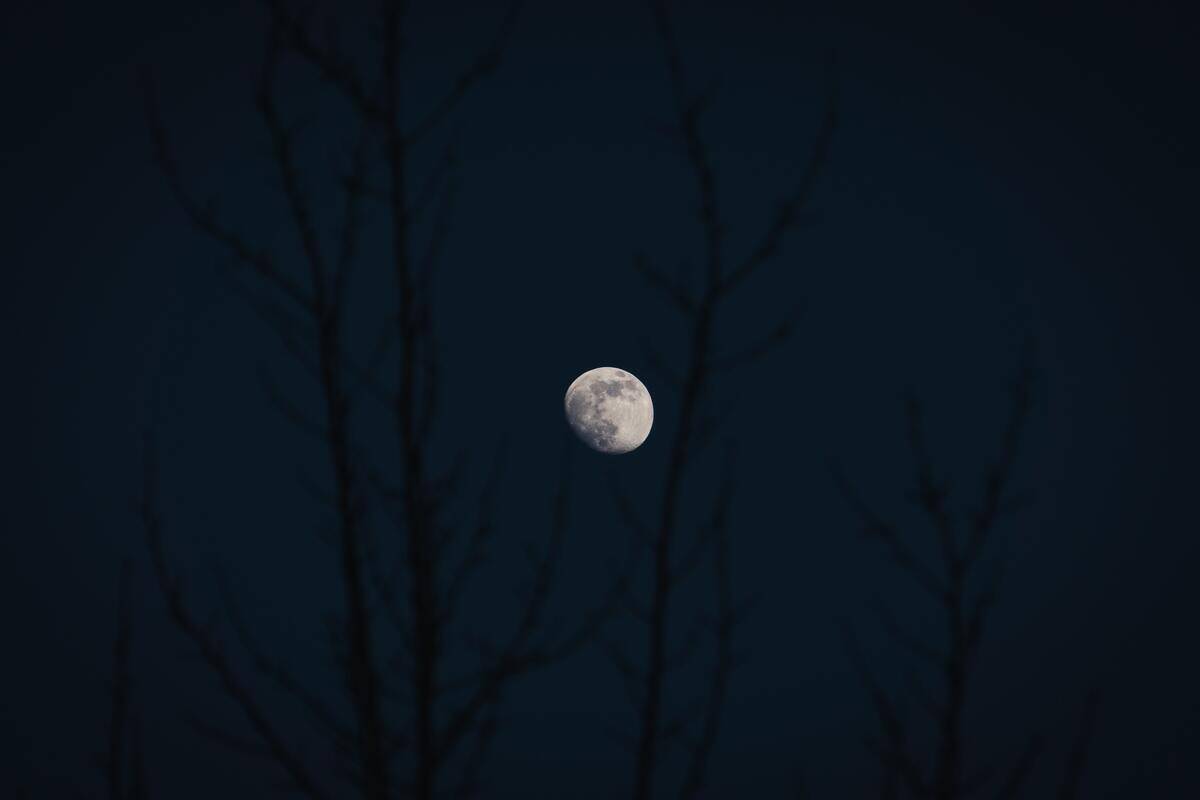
994, 737, 1042, 800
144, 4, 618, 798
141, 437, 332, 800
106, 562, 134, 800
1058, 691, 1101, 800
623, 2, 837, 797
830, 461, 947, 602
127, 715, 149, 800
402, 3, 521, 148
835, 351, 1097, 798
677, 445, 737, 800
141, 72, 314, 313
841, 623, 927, 798
217, 575, 357, 752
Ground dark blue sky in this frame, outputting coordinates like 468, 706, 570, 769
2, 1, 1197, 797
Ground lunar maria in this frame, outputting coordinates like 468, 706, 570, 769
564, 367, 654, 454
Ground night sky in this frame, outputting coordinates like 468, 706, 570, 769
2, 1, 1198, 797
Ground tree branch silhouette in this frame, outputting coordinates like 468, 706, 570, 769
140, 3, 619, 797
103, 561, 149, 800
1058, 690, 1101, 800
142, 439, 333, 800
833, 349, 1100, 799
616, 2, 837, 797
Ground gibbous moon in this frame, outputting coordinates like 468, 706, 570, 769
564, 367, 654, 454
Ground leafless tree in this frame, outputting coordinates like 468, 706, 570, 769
832, 349, 1100, 799
140, 3, 621, 798
607, 2, 837, 797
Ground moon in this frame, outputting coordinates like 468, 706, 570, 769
564, 367, 654, 454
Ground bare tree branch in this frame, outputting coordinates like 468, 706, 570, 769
870, 594, 945, 668
678, 445, 737, 800
626, 3, 836, 796
1058, 691, 1100, 800
106, 562, 134, 800
634, 254, 696, 317
830, 460, 947, 601
720, 57, 838, 297
993, 737, 1042, 800
438, 442, 507, 630
640, 338, 684, 392
964, 345, 1036, 567
143, 4, 640, 797
141, 436, 332, 800
836, 350, 1089, 800
267, 0, 387, 124
128, 714, 149, 800
711, 305, 804, 373
256, 21, 330, 301
403, 3, 521, 148
142, 72, 315, 312
841, 623, 927, 798
218, 574, 357, 751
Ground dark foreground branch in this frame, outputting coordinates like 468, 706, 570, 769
625, 2, 837, 797
140, 437, 332, 800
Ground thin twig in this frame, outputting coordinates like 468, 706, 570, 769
141, 436, 332, 800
